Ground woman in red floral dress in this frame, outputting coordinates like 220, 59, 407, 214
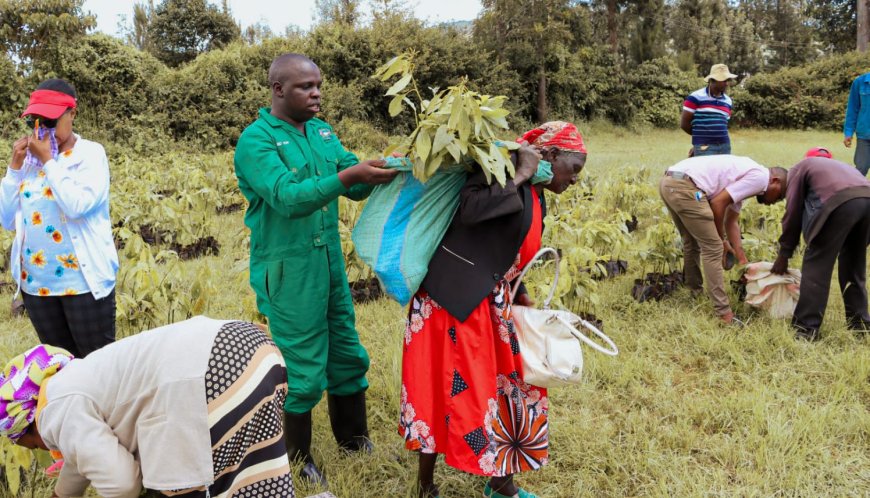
400, 122, 588, 498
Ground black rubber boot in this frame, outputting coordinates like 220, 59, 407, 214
327, 390, 373, 453
283, 411, 328, 487
846, 316, 870, 336
793, 323, 820, 342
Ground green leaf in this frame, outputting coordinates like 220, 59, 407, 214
485, 113, 509, 130
447, 93, 463, 129
373, 55, 398, 79
5, 444, 30, 496
402, 96, 417, 113
457, 115, 471, 143
6, 460, 19, 495
414, 127, 432, 163
470, 146, 494, 185
388, 94, 405, 117
471, 101, 483, 135
481, 165, 493, 184
424, 151, 445, 179
432, 125, 453, 155
446, 142, 462, 163
458, 137, 468, 155
377, 55, 408, 81
35, 448, 53, 468
386, 74, 412, 96
480, 119, 495, 138
482, 107, 510, 119
489, 96, 508, 108
489, 141, 507, 186
499, 146, 515, 177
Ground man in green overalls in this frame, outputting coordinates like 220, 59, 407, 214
234, 53, 397, 485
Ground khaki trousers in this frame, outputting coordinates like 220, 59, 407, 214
659, 175, 731, 316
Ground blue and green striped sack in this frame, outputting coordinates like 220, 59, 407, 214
352, 157, 467, 305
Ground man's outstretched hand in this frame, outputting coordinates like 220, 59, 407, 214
340, 159, 399, 187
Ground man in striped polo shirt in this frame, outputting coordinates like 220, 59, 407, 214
681, 64, 737, 157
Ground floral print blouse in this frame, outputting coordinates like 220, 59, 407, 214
19, 155, 88, 296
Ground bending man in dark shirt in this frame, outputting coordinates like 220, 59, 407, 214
772, 156, 870, 341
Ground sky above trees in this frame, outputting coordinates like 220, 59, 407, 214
82, 0, 483, 35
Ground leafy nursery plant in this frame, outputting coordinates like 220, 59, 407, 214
373, 52, 520, 185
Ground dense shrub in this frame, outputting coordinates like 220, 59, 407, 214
623, 57, 704, 128
0, 54, 26, 137
1, 29, 866, 149
155, 43, 269, 147
304, 17, 523, 136
732, 51, 870, 129
52, 35, 167, 147
543, 51, 701, 128
616, 57, 703, 128
546, 47, 614, 122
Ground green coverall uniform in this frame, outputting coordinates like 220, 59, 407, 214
234, 108, 372, 413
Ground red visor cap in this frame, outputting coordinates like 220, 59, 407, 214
21, 90, 77, 119
804, 147, 832, 159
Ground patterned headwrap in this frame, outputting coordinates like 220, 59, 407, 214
519, 121, 587, 154
0, 345, 74, 441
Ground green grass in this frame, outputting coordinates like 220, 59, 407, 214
0, 127, 868, 497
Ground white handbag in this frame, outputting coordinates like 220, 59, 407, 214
510, 248, 619, 387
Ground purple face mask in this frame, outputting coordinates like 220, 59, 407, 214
23, 127, 58, 169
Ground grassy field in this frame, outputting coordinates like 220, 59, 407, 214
0, 127, 868, 497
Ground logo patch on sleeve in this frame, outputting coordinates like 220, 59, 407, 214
318, 128, 335, 142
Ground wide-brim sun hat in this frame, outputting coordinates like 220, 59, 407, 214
20, 90, 77, 119
705, 64, 738, 82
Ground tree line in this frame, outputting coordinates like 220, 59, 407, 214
0, 0, 868, 151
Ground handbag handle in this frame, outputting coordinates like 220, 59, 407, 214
509, 247, 560, 310
555, 314, 619, 356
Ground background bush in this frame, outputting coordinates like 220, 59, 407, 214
4, 17, 870, 149
732, 51, 870, 129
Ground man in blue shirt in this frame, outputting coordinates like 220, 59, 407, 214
843, 71, 870, 175
681, 64, 736, 157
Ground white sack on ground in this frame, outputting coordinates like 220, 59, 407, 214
743, 262, 801, 319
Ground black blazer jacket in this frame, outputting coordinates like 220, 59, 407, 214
421, 169, 545, 322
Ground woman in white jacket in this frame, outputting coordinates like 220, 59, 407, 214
1, 78, 118, 357
0, 317, 294, 498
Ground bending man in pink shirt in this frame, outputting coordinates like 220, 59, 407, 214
660, 155, 788, 324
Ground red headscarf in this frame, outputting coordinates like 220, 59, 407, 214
21, 90, 77, 119
519, 121, 587, 154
